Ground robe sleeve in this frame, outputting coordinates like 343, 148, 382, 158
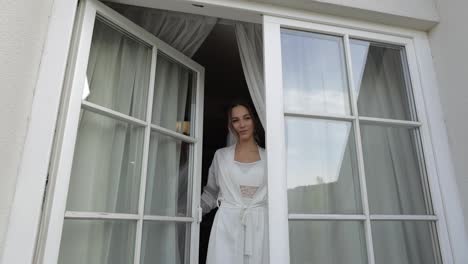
201, 151, 220, 215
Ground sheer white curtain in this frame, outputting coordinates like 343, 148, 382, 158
225, 23, 265, 146
111, 3, 217, 57
141, 54, 191, 264
113, 5, 217, 264
357, 46, 436, 264
235, 23, 265, 125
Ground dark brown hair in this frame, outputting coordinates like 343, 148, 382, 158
226, 99, 262, 145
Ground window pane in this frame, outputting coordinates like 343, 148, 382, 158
67, 110, 144, 213
372, 221, 441, 264
286, 117, 362, 214
141, 221, 189, 264
152, 53, 194, 136
350, 39, 415, 121
360, 125, 431, 214
85, 18, 151, 120
58, 220, 135, 264
289, 221, 367, 264
281, 29, 350, 115
145, 132, 191, 216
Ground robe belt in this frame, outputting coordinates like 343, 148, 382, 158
217, 198, 266, 257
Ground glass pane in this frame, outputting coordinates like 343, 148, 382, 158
350, 39, 415, 121
360, 125, 431, 214
85, 18, 152, 120
289, 221, 367, 264
145, 132, 191, 216
152, 53, 194, 136
141, 221, 189, 264
286, 117, 362, 214
281, 29, 350, 115
58, 220, 135, 264
67, 110, 144, 213
372, 221, 441, 264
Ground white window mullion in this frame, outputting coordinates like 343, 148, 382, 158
263, 16, 290, 264
81, 100, 147, 127
150, 124, 197, 143
64, 211, 140, 220
284, 111, 355, 122
143, 216, 194, 222
369, 215, 438, 221
358, 116, 422, 128
133, 46, 158, 264
343, 34, 376, 264
289, 214, 367, 221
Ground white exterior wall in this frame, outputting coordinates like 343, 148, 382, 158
260, 0, 438, 18
252, 0, 439, 29
429, 0, 468, 235
0, 0, 55, 259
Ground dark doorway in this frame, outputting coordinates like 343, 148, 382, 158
192, 23, 264, 264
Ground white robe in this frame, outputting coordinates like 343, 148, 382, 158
201, 145, 269, 264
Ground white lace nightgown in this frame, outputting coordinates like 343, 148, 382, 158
201, 145, 269, 264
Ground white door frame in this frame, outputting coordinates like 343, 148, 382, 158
2, 0, 466, 263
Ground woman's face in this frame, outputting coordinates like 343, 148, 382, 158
231, 105, 255, 142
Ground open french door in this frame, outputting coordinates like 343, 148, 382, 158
39, 0, 204, 263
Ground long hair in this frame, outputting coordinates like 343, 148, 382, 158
226, 99, 262, 145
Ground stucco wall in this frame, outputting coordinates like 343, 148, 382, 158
429, 0, 468, 235
254, 0, 439, 29
0, 0, 54, 259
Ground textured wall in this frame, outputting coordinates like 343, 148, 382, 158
253, 0, 439, 29
0, 0, 54, 259
429, 0, 468, 236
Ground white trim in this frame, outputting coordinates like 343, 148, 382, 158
289, 214, 367, 221
142, 216, 194, 222
39, 1, 98, 262
1, 0, 79, 263
189, 68, 205, 264
369, 215, 438, 221
133, 44, 157, 264
64, 211, 140, 220
150, 124, 197, 143
81, 100, 148, 126
288, 214, 438, 221
284, 111, 355, 122
404, 38, 455, 264
358, 116, 422, 128
263, 17, 290, 264
343, 33, 376, 264
411, 33, 468, 263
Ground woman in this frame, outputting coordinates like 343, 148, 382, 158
201, 101, 268, 264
